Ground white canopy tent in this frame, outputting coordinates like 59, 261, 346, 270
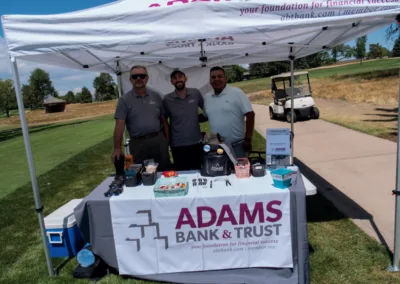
3, 0, 400, 277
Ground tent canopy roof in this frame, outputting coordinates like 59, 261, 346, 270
2, 0, 400, 75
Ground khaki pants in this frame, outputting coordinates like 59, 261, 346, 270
129, 132, 171, 171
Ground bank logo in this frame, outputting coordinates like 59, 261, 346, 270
126, 210, 168, 251
211, 163, 224, 171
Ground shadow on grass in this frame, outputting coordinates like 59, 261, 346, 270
364, 114, 397, 118
294, 157, 394, 261
363, 118, 398, 122
362, 108, 398, 123
0, 120, 90, 142
375, 108, 398, 113
0, 137, 114, 283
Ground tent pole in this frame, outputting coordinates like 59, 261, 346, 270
290, 58, 295, 166
389, 68, 400, 272
116, 66, 127, 151
9, 57, 55, 276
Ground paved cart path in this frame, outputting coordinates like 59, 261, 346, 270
253, 103, 397, 251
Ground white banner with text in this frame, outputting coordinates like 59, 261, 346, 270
110, 190, 292, 275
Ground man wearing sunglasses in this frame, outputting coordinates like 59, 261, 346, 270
112, 65, 170, 170
163, 69, 207, 171
203, 66, 255, 158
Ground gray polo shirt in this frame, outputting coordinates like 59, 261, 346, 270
114, 88, 164, 137
163, 88, 204, 147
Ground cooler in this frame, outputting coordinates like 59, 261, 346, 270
44, 199, 85, 258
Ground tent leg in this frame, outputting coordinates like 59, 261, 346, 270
116, 69, 128, 153
389, 68, 400, 272
9, 57, 55, 276
290, 59, 294, 166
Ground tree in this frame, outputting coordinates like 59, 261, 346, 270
0, 79, 17, 117
385, 23, 400, 42
354, 35, 367, 64
28, 68, 58, 109
392, 38, 400, 57
249, 63, 270, 78
224, 65, 247, 82
93, 73, 116, 101
21, 84, 33, 110
75, 92, 82, 103
114, 83, 119, 98
64, 91, 75, 104
368, 43, 383, 59
382, 46, 391, 57
80, 87, 92, 103
331, 44, 354, 63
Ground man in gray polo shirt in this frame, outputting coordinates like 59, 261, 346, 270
203, 66, 255, 158
112, 65, 170, 171
163, 69, 207, 171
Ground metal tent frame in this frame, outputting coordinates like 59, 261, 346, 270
4, 4, 400, 277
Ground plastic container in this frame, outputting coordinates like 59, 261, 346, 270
77, 243, 96, 267
153, 177, 188, 198
142, 171, 157, 186
270, 168, 293, 189
44, 199, 85, 258
251, 163, 266, 177
234, 158, 250, 178
125, 164, 143, 187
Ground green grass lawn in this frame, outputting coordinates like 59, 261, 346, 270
1, 116, 400, 283
0, 109, 19, 119
0, 115, 115, 199
231, 58, 400, 94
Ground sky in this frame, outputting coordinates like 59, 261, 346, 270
0, 0, 397, 96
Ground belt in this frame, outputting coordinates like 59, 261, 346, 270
131, 132, 160, 140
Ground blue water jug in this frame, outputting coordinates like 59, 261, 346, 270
77, 243, 95, 268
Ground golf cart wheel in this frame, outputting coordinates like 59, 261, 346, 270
311, 107, 320, 119
269, 107, 276, 120
286, 111, 297, 123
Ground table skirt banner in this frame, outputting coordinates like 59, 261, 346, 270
109, 189, 293, 275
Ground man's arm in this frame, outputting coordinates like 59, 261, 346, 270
198, 113, 208, 123
112, 119, 126, 161
161, 98, 170, 143
197, 90, 208, 122
245, 111, 255, 141
161, 115, 170, 143
244, 111, 255, 152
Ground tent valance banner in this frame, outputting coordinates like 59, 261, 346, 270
2, 0, 400, 73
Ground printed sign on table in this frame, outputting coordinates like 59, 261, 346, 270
110, 191, 293, 275
266, 128, 291, 156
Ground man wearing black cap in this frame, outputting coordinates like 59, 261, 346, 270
163, 69, 207, 171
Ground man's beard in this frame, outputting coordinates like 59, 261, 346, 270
174, 82, 185, 91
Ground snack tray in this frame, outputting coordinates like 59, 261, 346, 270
153, 177, 188, 196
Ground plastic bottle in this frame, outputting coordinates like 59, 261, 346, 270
77, 243, 95, 268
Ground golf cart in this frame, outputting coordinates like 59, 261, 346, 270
269, 71, 320, 123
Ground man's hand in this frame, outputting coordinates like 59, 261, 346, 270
243, 137, 253, 153
111, 148, 124, 163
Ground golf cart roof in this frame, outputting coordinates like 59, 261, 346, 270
271, 71, 309, 80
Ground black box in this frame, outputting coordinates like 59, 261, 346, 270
142, 171, 157, 186
251, 163, 266, 177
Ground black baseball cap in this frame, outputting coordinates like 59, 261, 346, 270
170, 69, 185, 78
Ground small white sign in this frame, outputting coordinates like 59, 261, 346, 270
266, 128, 291, 156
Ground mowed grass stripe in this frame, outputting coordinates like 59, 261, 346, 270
0, 115, 114, 198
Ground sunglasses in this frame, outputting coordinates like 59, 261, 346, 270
131, 74, 147, 80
